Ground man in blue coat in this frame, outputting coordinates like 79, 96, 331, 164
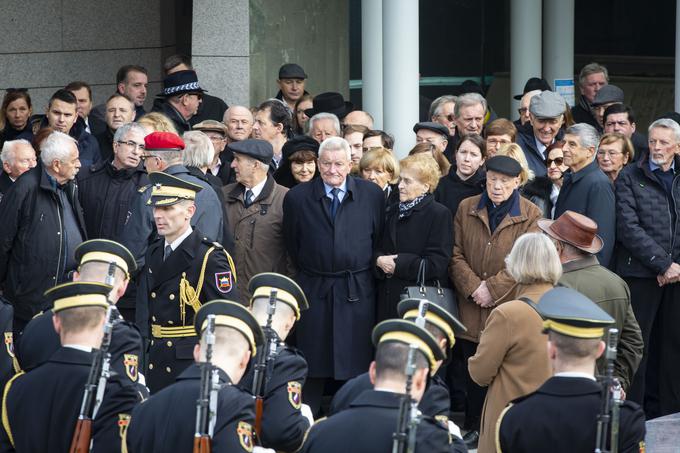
282, 136, 385, 414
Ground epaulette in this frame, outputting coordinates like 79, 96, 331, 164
201, 238, 223, 250
138, 184, 151, 193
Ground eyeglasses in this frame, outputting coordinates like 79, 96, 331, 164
117, 140, 145, 151
185, 92, 203, 100
140, 154, 157, 162
597, 150, 623, 157
436, 113, 455, 122
518, 107, 528, 116
546, 157, 564, 167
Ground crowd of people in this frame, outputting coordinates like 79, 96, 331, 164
0, 54, 675, 452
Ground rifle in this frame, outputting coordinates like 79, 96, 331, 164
595, 328, 620, 453
252, 289, 278, 439
194, 314, 218, 453
415, 299, 429, 329
69, 263, 117, 453
392, 344, 418, 453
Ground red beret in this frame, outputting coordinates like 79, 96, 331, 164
144, 131, 185, 151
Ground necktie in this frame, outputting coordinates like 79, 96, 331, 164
245, 189, 254, 208
163, 244, 172, 261
330, 188, 340, 220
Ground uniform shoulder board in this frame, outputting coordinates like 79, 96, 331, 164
201, 237, 223, 249
138, 184, 151, 193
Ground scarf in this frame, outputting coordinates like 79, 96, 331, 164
398, 194, 427, 219
484, 189, 519, 233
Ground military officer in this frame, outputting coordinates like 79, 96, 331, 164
496, 287, 646, 453
0, 282, 143, 453
0, 300, 15, 394
125, 300, 264, 452
137, 171, 238, 393
18, 239, 146, 392
299, 319, 452, 453
239, 272, 312, 452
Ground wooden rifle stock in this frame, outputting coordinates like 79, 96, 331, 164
193, 435, 211, 453
255, 396, 264, 438
69, 418, 92, 453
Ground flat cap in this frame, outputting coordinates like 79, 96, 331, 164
514, 77, 551, 100
228, 139, 274, 166
592, 85, 624, 106
192, 120, 228, 136
413, 121, 449, 138
397, 298, 467, 350
194, 300, 265, 357
279, 63, 307, 80
485, 155, 522, 177
537, 287, 614, 339
46, 281, 112, 313
248, 272, 309, 320
282, 135, 320, 161
529, 90, 566, 118
147, 171, 202, 207
144, 131, 185, 151
372, 319, 445, 371
75, 239, 137, 277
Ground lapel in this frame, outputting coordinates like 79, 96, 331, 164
152, 231, 200, 288
313, 177, 334, 225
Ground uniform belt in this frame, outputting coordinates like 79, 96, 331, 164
151, 324, 196, 338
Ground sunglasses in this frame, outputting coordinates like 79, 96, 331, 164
546, 157, 564, 167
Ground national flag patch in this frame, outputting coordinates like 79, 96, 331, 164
215, 271, 233, 293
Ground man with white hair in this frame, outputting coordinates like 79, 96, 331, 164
307, 113, 341, 144
283, 136, 385, 415
0, 139, 37, 196
0, 131, 86, 333
615, 118, 680, 418
554, 123, 615, 267
453, 93, 486, 138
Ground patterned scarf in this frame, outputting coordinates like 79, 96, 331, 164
398, 194, 427, 219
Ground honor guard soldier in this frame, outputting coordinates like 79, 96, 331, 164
299, 319, 452, 453
137, 171, 238, 393
496, 287, 646, 453
239, 272, 313, 452
125, 300, 265, 452
0, 282, 143, 453
18, 239, 146, 392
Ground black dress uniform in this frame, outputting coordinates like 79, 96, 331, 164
0, 300, 15, 392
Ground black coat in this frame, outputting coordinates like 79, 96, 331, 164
0, 164, 87, 322
300, 389, 453, 453
238, 333, 310, 451
0, 301, 14, 392
521, 176, 554, 218
515, 122, 564, 178
555, 160, 615, 267
571, 101, 601, 131
435, 166, 485, 219
0, 173, 13, 197
210, 150, 236, 186
186, 166, 234, 252
283, 176, 385, 379
126, 364, 255, 453
77, 161, 149, 241
0, 124, 33, 150
136, 230, 238, 393
375, 195, 453, 322
151, 101, 191, 133
614, 154, 680, 278
189, 93, 229, 126
0, 347, 142, 453
94, 129, 115, 163
498, 376, 646, 453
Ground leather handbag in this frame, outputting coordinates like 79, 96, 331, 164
401, 260, 459, 318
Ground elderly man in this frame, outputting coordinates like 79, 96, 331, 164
193, 119, 233, 185
223, 105, 254, 144
94, 93, 136, 162
91, 64, 149, 122
342, 110, 374, 129
252, 99, 291, 171
0, 139, 36, 196
0, 131, 85, 333
308, 113, 341, 145
428, 95, 457, 162
275, 63, 309, 111
453, 93, 486, 138
591, 84, 624, 131
539, 211, 643, 392
517, 89, 541, 127
414, 121, 449, 159
604, 104, 648, 159
571, 62, 609, 129
283, 136, 385, 414
224, 139, 290, 304
516, 90, 566, 177
615, 118, 680, 418
152, 70, 205, 133
554, 123, 614, 266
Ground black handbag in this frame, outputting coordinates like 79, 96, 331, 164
400, 260, 459, 318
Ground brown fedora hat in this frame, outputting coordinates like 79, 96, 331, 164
538, 211, 604, 254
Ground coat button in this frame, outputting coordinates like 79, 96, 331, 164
151, 292, 156, 299
57, 232, 60, 235
483, 272, 487, 277
169, 294, 175, 300
149, 363, 154, 370
487, 242, 491, 246
151, 316, 156, 322
166, 366, 172, 373
166, 341, 173, 347
150, 340, 154, 346
168, 320, 174, 325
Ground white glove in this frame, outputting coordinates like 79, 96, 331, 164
301, 403, 315, 425
448, 420, 462, 439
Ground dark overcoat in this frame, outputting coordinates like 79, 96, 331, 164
282, 176, 385, 379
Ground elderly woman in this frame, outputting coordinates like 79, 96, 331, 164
449, 155, 542, 441
138, 111, 178, 134
274, 135, 319, 188
597, 132, 634, 182
359, 147, 400, 207
468, 232, 559, 453
435, 133, 486, 218
0, 89, 34, 148
484, 118, 516, 158
375, 154, 452, 322
521, 140, 567, 218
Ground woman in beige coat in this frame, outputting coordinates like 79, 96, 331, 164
468, 232, 562, 453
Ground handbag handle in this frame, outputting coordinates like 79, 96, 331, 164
417, 259, 427, 290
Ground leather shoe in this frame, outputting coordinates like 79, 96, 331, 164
463, 430, 479, 449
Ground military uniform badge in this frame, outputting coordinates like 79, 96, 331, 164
237, 421, 254, 452
287, 381, 302, 409
123, 354, 139, 382
215, 271, 233, 293
3, 332, 13, 358
118, 413, 131, 439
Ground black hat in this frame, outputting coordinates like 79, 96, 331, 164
458, 79, 485, 96
658, 112, 680, 125
75, 239, 137, 277
513, 77, 552, 100
413, 121, 449, 139
537, 287, 614, 339
591, 85, 624, 106
228, 139, 274, 166
485, 155, 522, 177
397, 298, 467, 350
248, 273, 309, 320
304, 92, 354, 120
278, 63, 307, 80
45, 281, 112, 313
281, 135, 320, 161
194, 300, 265, 357
372, 319, 445, 371
158, 70, 206, 97
147, 172, 203, 207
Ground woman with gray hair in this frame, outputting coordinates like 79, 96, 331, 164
468, 232, 561, 453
